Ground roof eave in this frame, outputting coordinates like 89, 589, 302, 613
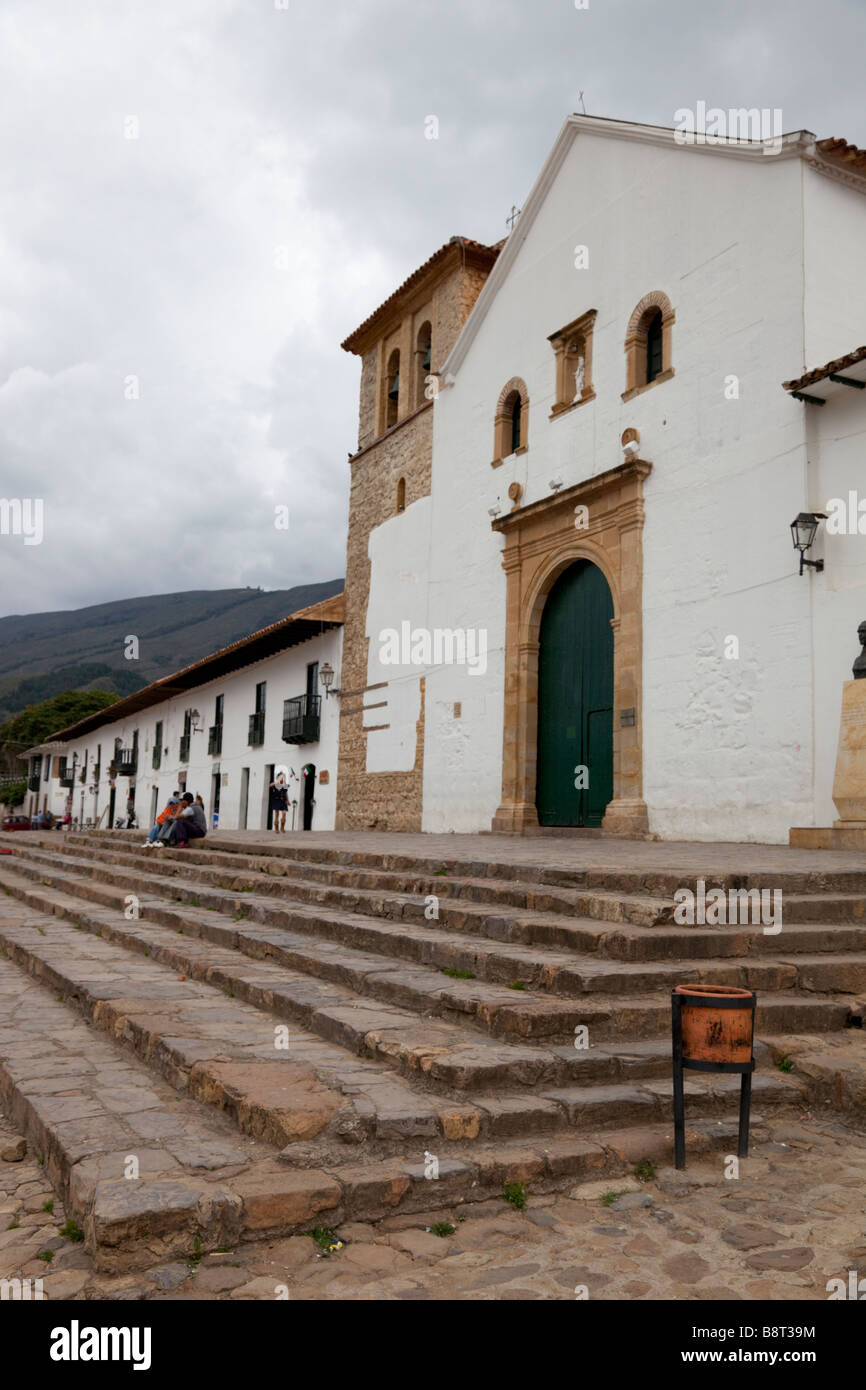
341, 239, 499, 357
47, 595, 345, 744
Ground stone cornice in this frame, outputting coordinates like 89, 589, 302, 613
491, 459, 652, 535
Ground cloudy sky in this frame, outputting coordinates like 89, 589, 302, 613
1, 0, 863, 618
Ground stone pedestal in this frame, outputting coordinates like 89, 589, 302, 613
832, 680, 866, 826
790, 676, 866, 850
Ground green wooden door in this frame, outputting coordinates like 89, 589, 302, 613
536, 560, 614, 826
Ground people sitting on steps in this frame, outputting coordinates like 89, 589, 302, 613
162, 791, 207, 848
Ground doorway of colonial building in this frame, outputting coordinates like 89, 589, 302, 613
302, 763, 316, 830
536, 559, 614, 826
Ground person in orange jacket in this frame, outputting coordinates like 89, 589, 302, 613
143, 793, 181, 846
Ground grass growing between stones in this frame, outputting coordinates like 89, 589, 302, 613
309, 1227, 343, 1255
441, 967, 475, 980
634, 1159, 657, 1183
59, 1219, 84, 1243
602, 1192, 621, 1207
431, 1222, 455, 1237
777, 1054, 794, 1073
504, 1182, 527, 1211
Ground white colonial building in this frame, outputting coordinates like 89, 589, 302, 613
23, 594, 343, 834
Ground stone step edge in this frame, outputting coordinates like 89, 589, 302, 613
55, 831, 866, 910
0, 873, 761, 1122
13, 837, 679, 927
0, 882, 729, 1141
13, 841, 866, 982
1, 861, 858, 1058
66, 829, 866, 896
14, 835, 866, 943
9, 848, 866, 1015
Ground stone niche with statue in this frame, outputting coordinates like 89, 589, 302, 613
790, 621, 866, 849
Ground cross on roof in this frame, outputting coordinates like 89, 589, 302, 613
506, 204, 521, 232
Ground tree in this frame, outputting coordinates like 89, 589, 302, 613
0, 777, 26, 807
0, 691, 118, 777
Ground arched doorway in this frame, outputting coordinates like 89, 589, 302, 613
536, 560, 614, 826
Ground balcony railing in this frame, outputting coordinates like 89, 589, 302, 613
59, 774, 74, 789
118, 749, 137, 775
27, 774, 40, 792
282, 693, 321, 745
208, 723, 223, 756
248, 711, 265, 747
179, 734, 190, 763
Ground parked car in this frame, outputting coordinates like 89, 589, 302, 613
2, 814, 33, 831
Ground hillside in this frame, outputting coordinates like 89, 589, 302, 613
0, 580, 344, 725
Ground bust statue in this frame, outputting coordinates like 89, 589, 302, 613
854, 621, 866, 679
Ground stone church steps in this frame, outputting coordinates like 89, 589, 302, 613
0, 838, 859, 1275
46, 829, 866, 926
5, 937, 715, 1277
61, 831, 866, 933
101, 829, 866, 896
0, 886, 796, 1147
1, 847, 861, 1040
0, 864, 814, 1125
10, 835, 866, 971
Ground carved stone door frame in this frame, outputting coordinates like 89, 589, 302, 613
491, 458, 651, 837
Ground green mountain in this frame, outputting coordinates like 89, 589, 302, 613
0, 580, 344, 726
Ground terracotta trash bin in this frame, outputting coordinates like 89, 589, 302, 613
674, 983, 756, 1069
671, 983, 756, 1168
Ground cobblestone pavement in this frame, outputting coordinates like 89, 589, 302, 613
3, 1103, 864, 1301
137, 827, 866, 874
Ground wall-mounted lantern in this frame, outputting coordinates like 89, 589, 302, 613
319, 663, 340, 699
189, 708, 203, 734
790, 512, 827, 575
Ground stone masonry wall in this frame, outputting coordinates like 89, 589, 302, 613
336, 249, 496, 830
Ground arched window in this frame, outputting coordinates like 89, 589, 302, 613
510, 394, 522, 454
645, 309, 663, 384
415, 321, 432, 408
385, 349, 400, 428
623, 292, 674, 399
492, 377, 529, 467
396, 476, 406, 513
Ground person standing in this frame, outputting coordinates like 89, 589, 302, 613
269, 772, 289, 833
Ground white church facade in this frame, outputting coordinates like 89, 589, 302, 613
19, 116, 866, 845
349, 116, 866, 843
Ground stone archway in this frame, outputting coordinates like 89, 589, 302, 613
491, 458, 651, 837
